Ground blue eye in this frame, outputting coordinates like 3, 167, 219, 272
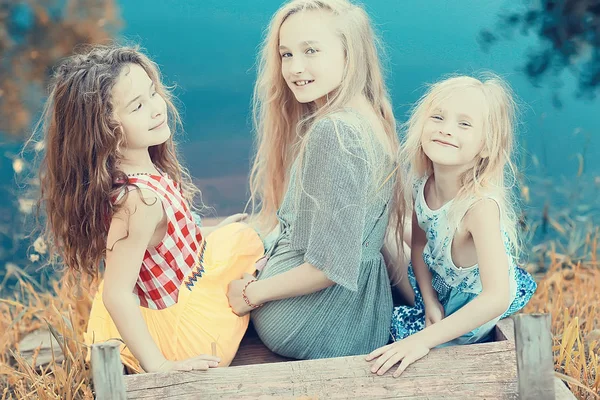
281, 52, 292, 58
306, 48, 317, 54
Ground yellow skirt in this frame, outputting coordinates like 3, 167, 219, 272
84, 222, 264, 372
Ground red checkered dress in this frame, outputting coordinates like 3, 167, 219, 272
115, 173, 203, 310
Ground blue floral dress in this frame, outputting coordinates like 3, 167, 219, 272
390, 176, 537, 346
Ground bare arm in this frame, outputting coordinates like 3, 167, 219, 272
249, 263, 334, 303
227, 262, 335, 316
409, 199, 511, 348
102, 189, 168, 372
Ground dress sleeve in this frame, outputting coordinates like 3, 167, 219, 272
290, 117, 370, 291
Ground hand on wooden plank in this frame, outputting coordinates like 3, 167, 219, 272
366, 336, 430, 378
157, 354, 221, 372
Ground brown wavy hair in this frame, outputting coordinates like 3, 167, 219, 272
35, 44, 198, 278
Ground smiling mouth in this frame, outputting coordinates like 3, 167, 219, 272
150, 120, 166, 130
294, 80, 314, 87
433, 139, 458, 148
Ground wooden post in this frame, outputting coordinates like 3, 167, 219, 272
91, 341, 127, 400
513, 313, 555, 400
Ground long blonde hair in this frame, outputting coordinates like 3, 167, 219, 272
34, 44, 198, 277
399, 73, 522, 257
248, 0, 400, 232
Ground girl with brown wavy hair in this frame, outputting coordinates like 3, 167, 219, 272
36, 44, 264, 372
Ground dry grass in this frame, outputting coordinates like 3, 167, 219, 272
524, 240, 600, 399
0, 275, 96, 399
0, 243, 598, 399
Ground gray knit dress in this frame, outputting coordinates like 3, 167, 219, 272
251, 110, 395, 359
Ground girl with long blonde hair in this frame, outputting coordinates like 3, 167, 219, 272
226, 0, 404, 359
367, 74, 537, 377
36, 44, 264, 372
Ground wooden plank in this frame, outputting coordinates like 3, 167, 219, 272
499, 317, 576, 399
554, 377, 578, 400
234, 313, 517, 368
513, 314, 555, 400
91, 341, 127, 400
230, 324, 292, 366
494, 318, 515, 342
16, 328, 64, 367
125, 340, 519, 399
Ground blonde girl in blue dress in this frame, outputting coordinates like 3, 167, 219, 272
367, 74, 537, 377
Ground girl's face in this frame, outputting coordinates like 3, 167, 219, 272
113, 63, 170, 151
279, 10, 345, 107
420, 87, 488, 170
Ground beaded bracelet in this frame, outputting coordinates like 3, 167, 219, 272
242, 279, 264, 309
